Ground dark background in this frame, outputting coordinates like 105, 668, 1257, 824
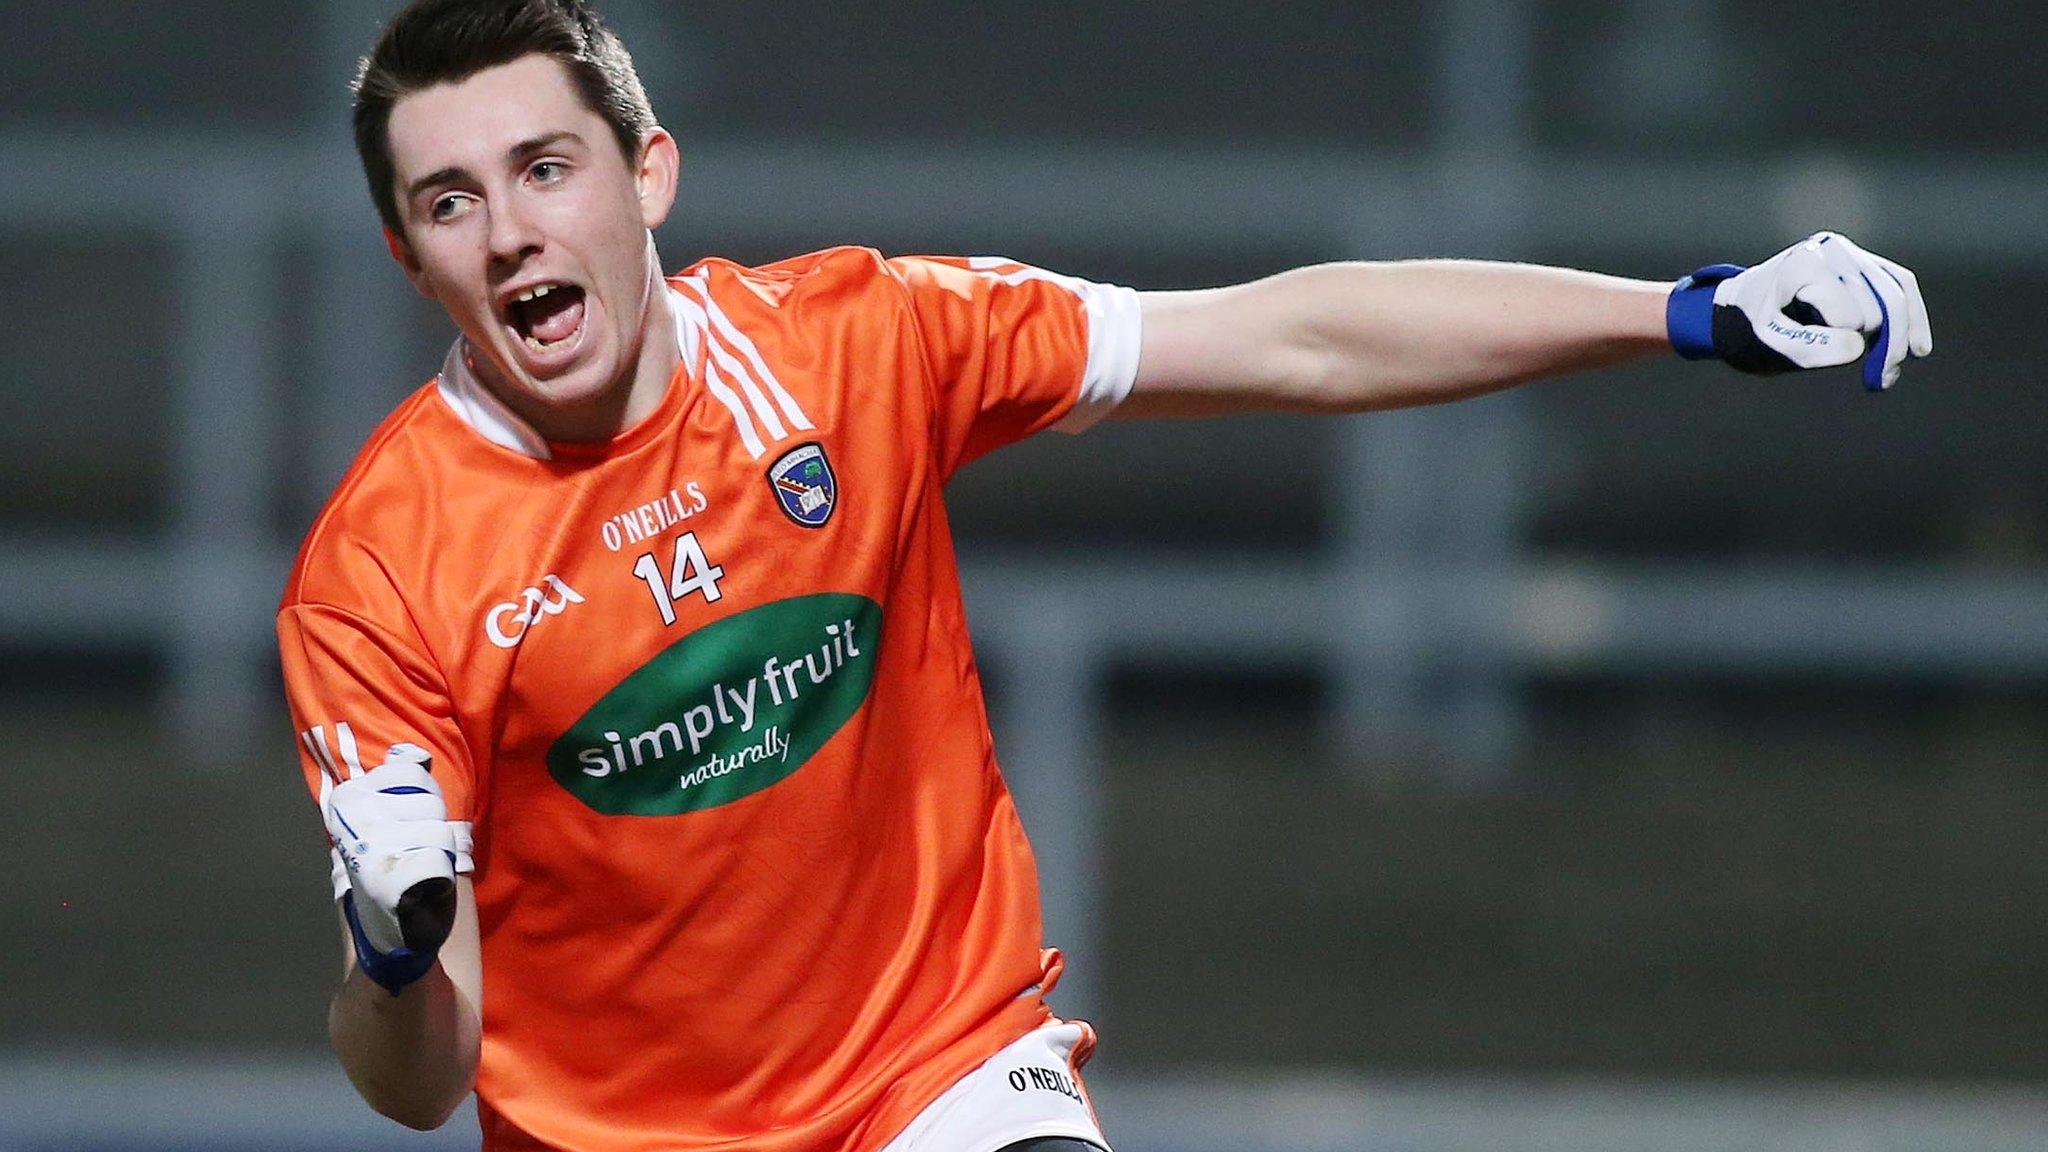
3, 4, 2043, 1141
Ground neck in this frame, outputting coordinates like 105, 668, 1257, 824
605, 258, 682, 436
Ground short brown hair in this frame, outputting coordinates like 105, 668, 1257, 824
352, 0, 658, 234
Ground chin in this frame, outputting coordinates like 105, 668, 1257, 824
530, 351, 630, 414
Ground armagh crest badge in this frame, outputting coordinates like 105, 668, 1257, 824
767, 442, 837, 527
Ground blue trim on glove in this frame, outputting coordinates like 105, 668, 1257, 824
342, 891, 440, 996
1858, 271, 1892, 392
1667, 263, 1745, 360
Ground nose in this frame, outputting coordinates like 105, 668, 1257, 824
487, 196, 543, 265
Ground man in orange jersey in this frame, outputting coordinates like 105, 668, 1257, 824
284, 2, 1932, 1150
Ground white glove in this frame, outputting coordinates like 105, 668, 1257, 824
320, 742, 472, 990
1667, 231, 1933, 390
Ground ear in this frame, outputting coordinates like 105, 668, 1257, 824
635, 128, 680, 231
383, 226, 436, 300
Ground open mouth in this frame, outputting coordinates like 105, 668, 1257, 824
504, 282, 588, 358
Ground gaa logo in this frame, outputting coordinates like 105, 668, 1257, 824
485, 574, 585, 649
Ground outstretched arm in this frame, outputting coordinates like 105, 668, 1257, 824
1124, 233, 1930, 418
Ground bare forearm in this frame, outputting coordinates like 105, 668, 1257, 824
1129, 260, 1672, 416
329, 961, 479, 1130
1296, 260, 1671, 406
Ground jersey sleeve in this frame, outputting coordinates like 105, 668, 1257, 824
279, 601, 477, 892
886, 255, 1141, 478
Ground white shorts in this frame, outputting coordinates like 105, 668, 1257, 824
879, 1020, 1111, 1152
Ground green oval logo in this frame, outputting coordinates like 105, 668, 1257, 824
547, 593, 881, 816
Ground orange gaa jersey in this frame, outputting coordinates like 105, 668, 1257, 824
278, 247, 1141, 1152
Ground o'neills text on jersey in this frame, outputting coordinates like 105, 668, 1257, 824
1007, 1064, 1086, 1103
601, 484, 708, 551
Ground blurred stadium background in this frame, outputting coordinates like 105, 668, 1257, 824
4, 0, 2046, 1148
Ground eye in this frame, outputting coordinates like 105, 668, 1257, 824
530, 160, 568, 185
430, 193, 473, 223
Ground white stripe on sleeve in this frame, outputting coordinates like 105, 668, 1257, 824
305, 726, 341, 781
335, 721, 366, 778
683, 279, 814, 433
1054, 279, 1142, 434
964, 258, 1141, 434
707, 331, 790, 441
669, 287, 771, 459
702, 358, 769, 459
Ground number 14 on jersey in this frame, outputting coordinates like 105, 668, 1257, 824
632, 532, 726, 626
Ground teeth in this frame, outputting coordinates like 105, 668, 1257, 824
514, 284, 556, 303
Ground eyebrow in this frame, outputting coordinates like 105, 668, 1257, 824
404, 131, 588, 205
